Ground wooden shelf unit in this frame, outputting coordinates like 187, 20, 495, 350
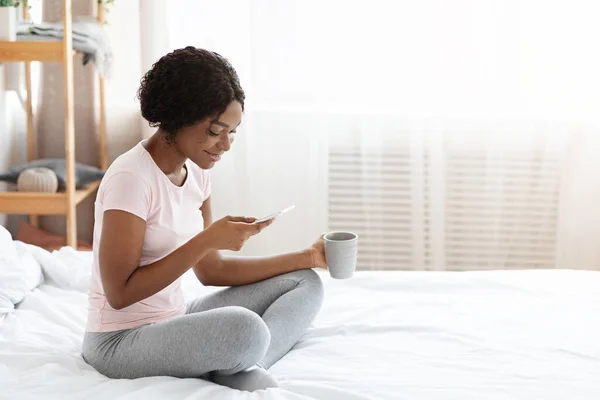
0, 180, 101, 215
0, 0, 108, 249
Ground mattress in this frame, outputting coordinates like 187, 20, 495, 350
2, 250, 600, 400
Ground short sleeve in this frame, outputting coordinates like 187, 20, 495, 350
202, 170, 211, 201
100, 171, 152, 221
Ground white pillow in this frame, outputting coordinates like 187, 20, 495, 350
25, 244, 92, 292
0, 224, 16, 261
0, 226, 44, 317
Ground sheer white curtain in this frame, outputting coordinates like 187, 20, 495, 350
144, 0, 600, 270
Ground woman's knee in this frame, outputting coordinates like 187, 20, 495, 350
210, 307, 271, 374
223, 307, 271, 364
293, 269, 324, 302
282, 268, 323, 285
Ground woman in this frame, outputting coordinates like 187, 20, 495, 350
82, 47, 326, 392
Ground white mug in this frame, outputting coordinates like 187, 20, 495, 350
324, 232, 358, 279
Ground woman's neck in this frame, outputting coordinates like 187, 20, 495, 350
144, 130, 187, 176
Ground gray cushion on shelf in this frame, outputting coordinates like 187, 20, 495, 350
0, 159, 105, 190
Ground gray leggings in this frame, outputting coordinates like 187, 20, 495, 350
82, 269, 324, 379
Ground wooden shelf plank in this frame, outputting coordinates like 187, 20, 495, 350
0, 180, 101, 215
74, 180, 101, 204
0, 41, 64, 62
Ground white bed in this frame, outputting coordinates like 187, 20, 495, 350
2, 245, 600, 400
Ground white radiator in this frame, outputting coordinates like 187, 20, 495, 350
328, 142, 562, 271
328, 147, 414, 270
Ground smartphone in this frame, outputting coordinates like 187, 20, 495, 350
253, 205, 295, 224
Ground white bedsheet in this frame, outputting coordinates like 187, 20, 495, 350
2, 250, 600, 399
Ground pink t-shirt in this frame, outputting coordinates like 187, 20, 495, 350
86, 140, 211, 332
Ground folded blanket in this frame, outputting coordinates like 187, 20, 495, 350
16, 17, 113, 78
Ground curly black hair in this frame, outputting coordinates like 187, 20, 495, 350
137, 46, 245, 142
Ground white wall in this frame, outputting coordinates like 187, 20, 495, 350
0, 66, 10, 229
101, 0, 143, 161
0, 63, 27, 234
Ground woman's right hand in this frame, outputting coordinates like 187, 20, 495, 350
205, 215, 273, 251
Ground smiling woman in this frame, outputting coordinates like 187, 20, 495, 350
137, 47, 243, 170
81, 46, 327, 392
144, 99, 240, 172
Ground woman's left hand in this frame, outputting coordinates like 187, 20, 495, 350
309, 235, 327, 270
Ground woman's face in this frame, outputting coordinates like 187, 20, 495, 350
175, 101, 243, 169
